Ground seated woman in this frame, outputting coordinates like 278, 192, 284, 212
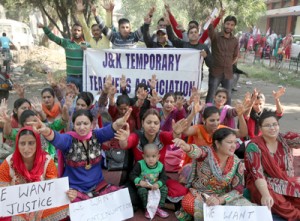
0, 127, 69, 221
235, 87, 285, 159
182, 103, 248, 166
174, 128, 253, 221
30, 108, 131, 202
41, 88, 62, 123
155, 92, 186, 132
244, 111, 300, 220
2, 109, 69, 160
202, 87, 237, 128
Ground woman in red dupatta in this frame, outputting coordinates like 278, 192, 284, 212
0, 126, 68, 221
245, 111, 300, 221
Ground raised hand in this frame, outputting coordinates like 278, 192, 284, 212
148, 74, 158, 89
75, 0, 85, 12
108, 84, 117, 100
172, 138, 191, 152
113, 108, 132, 131
114, 123, 130, 141
164, 2, 171, 13
273, 87, 286, 100
136, 89, 148, 107
175, 95, 186, 110
0, 98, 8, 116
31, 97, 43, 114
101, 0, 115, 12
219, 8, 226, 18
26, 116, 46, 133
147, 6, 156, 17
188, 86, 199, 105
144, 15, 152, 24
235, 100, 246, 116
103, 75, 113, 93
0, 106, 11, 124
14, 83, 25, 98
148, 89, 162, 107
66, 83, 79, 97
64, 94, 74, 109
172, 118, 188, 135
120, 74, 127, 90
163, 12, 171, 25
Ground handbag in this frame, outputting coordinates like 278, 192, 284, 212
164, 144, 184, 172
105, 148, 129, 171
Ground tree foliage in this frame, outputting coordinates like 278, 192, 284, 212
121, 0, 266, 32
2, 0, 100, 38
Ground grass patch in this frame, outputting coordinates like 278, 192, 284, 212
238, 62, 300, 88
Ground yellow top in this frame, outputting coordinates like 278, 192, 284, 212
76, 11, 112, 49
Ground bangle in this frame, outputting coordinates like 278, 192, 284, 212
186, 144, 193, 153
45, 129, 53, 137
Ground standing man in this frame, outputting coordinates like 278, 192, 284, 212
75, 0, 113, 49
206, 15, 239, 105
37, 23, 90, 92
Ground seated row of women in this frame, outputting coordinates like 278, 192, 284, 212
0, 76, 298, 221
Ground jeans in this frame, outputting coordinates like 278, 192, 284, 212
67, 75, 83, 92
206, 74, 233, 105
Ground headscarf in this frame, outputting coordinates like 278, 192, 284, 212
12, 126, 47, 182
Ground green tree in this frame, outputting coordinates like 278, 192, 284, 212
121, 0, 266, 33
2, 0, 101, 39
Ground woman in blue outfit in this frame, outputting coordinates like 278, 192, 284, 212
30, 108, 132, 202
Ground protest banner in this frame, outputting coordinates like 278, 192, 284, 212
0, 177, 70, 217
83, 48, 203, 97
69, 188, 133, 221
203, 203, 273, 221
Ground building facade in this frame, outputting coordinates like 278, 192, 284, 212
262, 0, 300, 35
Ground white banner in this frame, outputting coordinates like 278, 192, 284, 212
203, 203, 273, 221
0, 177, 70, 217
83, 48, 202, 97
69, 188, 133, 221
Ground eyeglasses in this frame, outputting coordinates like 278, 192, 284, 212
261, 123, 279, 128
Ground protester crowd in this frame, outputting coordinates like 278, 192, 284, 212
1, 1, 300, 221
239, 27, 293, 62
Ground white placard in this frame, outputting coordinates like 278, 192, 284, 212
203, 8, 219, 30
203, 203, 273, 221
69, 188, 133, 221
83, 48, 202, 97
0, 177, 70, 217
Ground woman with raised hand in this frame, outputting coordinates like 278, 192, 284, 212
244, 111, 300, 220
29, 108, 132, 202
182, 100, 248, 165
174, 128, 252, 221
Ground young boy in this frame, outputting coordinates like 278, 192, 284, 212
129, 143, 169, 219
